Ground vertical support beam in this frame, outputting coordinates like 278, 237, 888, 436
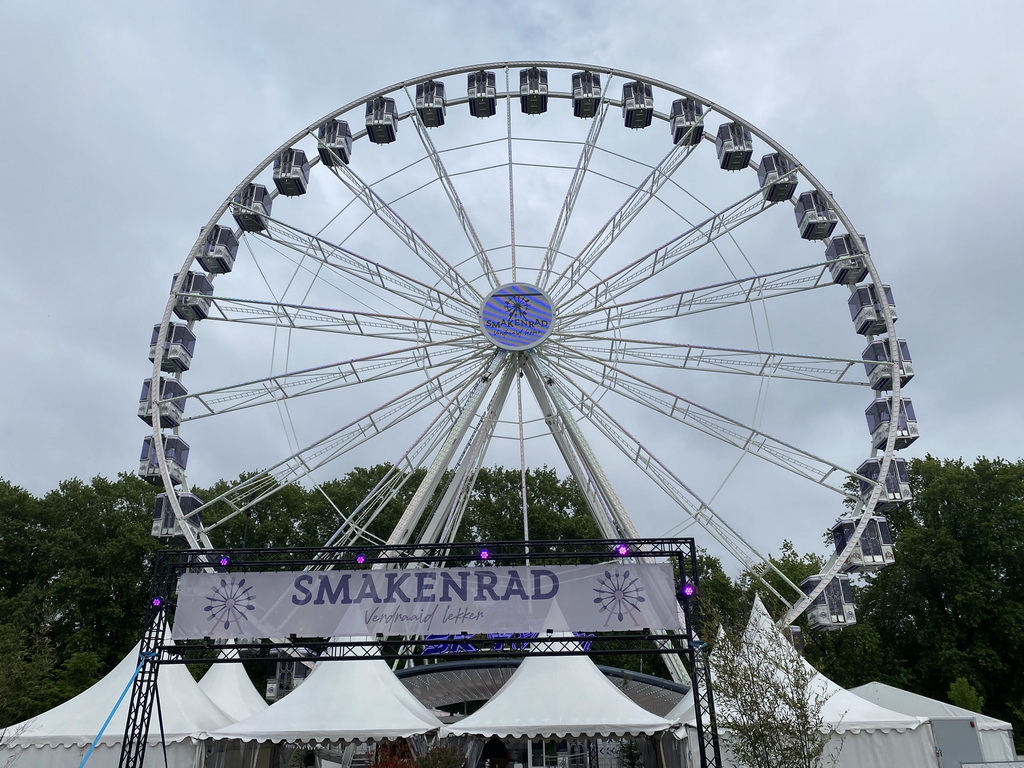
679, 548, 722, 768
117, 605, 167, 768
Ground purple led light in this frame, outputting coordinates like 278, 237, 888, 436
615, 544, 630, 557
479, 549, 490, 560
356, 554, 366, 565
151, 596, 163, 608
682, 583, 696, 597
218, 555, 231, 568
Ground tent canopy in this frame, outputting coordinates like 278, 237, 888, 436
850, 681, 1012, 731
444, 654, 672, 739
198, 653, 269, 723
2, 642, 232, 748
210, 659, 442, 743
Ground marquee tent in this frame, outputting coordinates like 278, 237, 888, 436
208, 658, 443, 744
198, 654, 269, 723
851, 681, 1016, 762
443, 653, 673, 739
0, 641, 233, 768
669, 598, 938, 768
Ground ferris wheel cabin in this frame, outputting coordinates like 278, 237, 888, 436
669, 98, 704, 145
139, 435, 189, 486
273, 149, 310, 197
794, 190, 839, 240
171, 272, 213, 322
468, 71, 497, 118
520, 67, 548, 114
756, 153, 797, 202
138, 377, 187, 429
197, 225, 238, 274
316, 119, 353, 166
858, 457, 912, 513
849, 284, 897, 336
416, 80, 446, 127
825, 233, 869, 285
622, 81, 654, 129
801, 574, 857, 631
151, 492, 204, 540
231, 183, 273, 232
572, 71, 602, 118
832, 517, 895, 573
149, 323, 196, 373
865, 397, 919, 451
863, 338, 914, 391
365, 97, 398, 144
715, 122, 753, 170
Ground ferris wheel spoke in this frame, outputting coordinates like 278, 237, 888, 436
537, 97, 612, 291
318, 157, 484, 306
245, 212, 478, 321
175, 342, 482, 421
559, 185, 779, 314
201, 295, 478, 343
547, 136, 704, 302
560, 260, 836, 335
553, 350, 858, 493
195, 354, 491, 533
543, 362, 804, 606
552, 337, 867, 385
401, 87, 500, 289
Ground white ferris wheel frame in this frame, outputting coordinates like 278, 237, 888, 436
145, 61, 905, 631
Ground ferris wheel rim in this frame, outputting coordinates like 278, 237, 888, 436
144, 61, 904, 627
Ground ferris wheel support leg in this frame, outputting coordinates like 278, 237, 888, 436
416, 365, 517, 547
524, 356, 691, 684
386, 352, 507, 548
520, 357, 620, 539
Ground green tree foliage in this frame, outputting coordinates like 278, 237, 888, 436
947, 677, 985, 713
834, 456, 1024, 743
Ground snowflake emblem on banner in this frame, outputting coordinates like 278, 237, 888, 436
593, 569, 646, 625
203, 577, 256, 631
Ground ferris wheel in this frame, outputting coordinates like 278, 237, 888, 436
140, 62, 916, 630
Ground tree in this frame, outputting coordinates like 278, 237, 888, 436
710, 599, 840, 768
825, 456, 1024, 748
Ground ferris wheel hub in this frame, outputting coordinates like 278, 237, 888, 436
479, 282, 555, 351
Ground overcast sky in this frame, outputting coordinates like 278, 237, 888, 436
1, 1, 1021, 572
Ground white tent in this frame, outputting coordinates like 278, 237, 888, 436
198, 656, 269, 723
444, 654, 673, 738
851, 681, 1016, 762
209, 658, 443, 744
0, 642, 233, 768
670, 598, 938, 768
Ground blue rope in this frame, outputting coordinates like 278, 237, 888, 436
78, 651, 156, 768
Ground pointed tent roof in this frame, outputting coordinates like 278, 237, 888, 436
198, 651, 269, 723
850, 681, 1012, 731
3, 641, 232, 748
738, 597, 927, 734
444, 653, 673, 738
209, 659, 443, 743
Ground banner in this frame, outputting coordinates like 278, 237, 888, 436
171, 563, 682, 639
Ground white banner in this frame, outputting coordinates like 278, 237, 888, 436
171, 563, 682, 639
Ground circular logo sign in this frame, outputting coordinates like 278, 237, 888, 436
479, 283, 555, 350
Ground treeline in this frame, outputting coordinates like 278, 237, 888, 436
1, 458, 1022, 748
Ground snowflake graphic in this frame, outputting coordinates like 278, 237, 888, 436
592, 569, 646, 625
203, 577, 256, 631
503, 295, 531, 319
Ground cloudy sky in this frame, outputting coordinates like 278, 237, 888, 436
2, 1, 1021, 574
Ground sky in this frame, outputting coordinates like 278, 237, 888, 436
1, 1, 1022, 577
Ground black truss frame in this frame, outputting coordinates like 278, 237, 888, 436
119, 538, 721, 768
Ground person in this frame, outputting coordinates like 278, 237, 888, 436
481, 735, 510, 768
